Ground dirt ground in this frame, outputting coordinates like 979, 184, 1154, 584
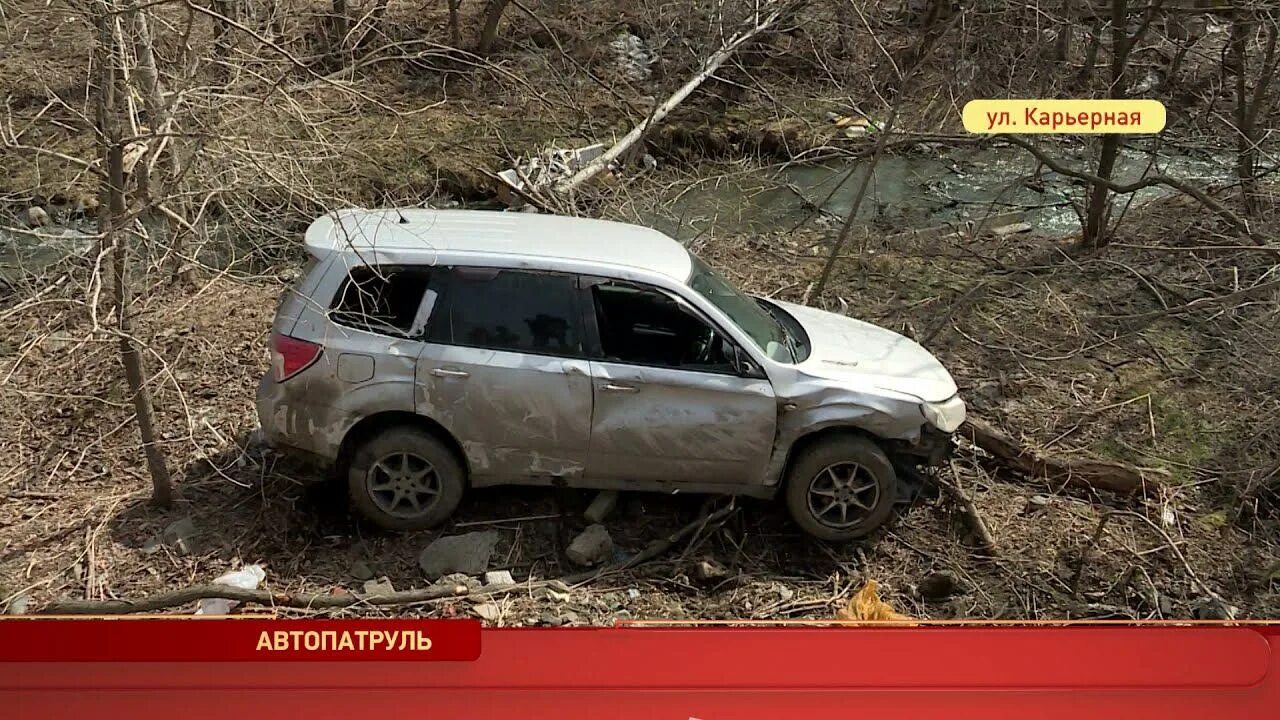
2, 0, 1278, 622
2, 191, 1278, 623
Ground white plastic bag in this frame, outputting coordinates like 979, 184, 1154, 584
196, 564, 266, 615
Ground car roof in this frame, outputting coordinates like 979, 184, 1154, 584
304, 208, 694, 281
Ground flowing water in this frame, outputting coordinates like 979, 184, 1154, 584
0, 140, 1236, 283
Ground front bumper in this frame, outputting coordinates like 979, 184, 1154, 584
894, 425, 956, 467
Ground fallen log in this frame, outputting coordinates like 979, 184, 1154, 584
959, 417, 1165, 496
551, 0, 802, 195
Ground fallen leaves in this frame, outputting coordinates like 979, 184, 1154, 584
836, 580, 916, 625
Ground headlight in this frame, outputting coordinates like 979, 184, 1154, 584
921, 395, 966, 432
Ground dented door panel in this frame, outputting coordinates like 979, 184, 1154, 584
585, 361, 777, 486
415, 344, 593, 482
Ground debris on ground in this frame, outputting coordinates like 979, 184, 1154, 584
484, 570, 515, 586
472, 602, 502, 621
24, 206, 49, 228
417, 531, 501, 579
584, 490, 619, 525
825, 112, 881, 137
566, 524, 613, 567
143, 517, 199, 556
362, 577, 396, 596
693, 558, 729, 584
609, 31, 656, 81
496, 143, 607, 208
195, 564, 266, 615
836, 580, 915, 623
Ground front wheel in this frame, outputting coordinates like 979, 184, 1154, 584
347, 426, 465, 532
784, 434, 897, 541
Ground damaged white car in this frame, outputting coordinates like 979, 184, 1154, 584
257, 209, 966, 540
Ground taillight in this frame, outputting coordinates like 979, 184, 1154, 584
270, 333, 322, 382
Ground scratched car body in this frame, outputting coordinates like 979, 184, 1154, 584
257, 209, 967, 540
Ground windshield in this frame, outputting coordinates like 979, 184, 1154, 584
687, 254, 793, 363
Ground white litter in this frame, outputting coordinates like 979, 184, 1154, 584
196, 564, 266, 615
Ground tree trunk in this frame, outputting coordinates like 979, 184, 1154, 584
448, 0, 462, 48
332, 0, 349, 55
95, 1, 175, 509
1229, 14, 1257, 215
476, 0, 511, 55
1073, 18, 1103, 89
1054, 0, 1073, 62
1081, 0, 1131, 251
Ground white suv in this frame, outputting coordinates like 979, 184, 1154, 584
257, 209, 966, 540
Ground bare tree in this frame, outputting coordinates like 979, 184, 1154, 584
1081, 0, 1164, 251
1229, 9, 1279, 216
93, 0, 175, 508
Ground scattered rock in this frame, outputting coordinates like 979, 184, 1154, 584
916, 571, 960, 602
6, 593, 31, 615
418, 531, 501, 579
24, 206, 50, 228
627, 588, 641, 601
776, 585, 795, 602
1193, 598, 1237, 620
990, 222, 1032, 236
566, 524, 613, 567
433, 572, 482, 592
484, 570, 515, 586
472, 602, 501, 621
693, 558, 729, 583
584, 490, 619, 524
362, 578, 395, 596
1023, 495, 1051, 514
144, 517, 199, 555
349, 560, 375, 581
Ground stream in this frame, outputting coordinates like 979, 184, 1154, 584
1, 139, 1235, 283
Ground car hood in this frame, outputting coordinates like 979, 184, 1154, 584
772, 300, 960, 403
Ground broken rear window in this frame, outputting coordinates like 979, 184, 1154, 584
329, 265, 434, 338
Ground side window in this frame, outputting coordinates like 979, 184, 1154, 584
427, 267, 582, 356
590, 281, 737, 374
329, 265, 434, 338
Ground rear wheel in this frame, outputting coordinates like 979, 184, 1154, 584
347, 426, 464, 531
784, 434, 897, 541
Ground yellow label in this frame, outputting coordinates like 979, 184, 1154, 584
962, 99, 1166, 134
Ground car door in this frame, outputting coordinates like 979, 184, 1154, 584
580, 277, 778, 487
415, 266, 594, 484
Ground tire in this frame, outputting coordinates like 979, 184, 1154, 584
784, 434, 897, 542
347, 425, 465, 532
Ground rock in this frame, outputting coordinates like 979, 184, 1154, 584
433, 572, 481, 591
693, 558, 729, 583
566, 524, 613, 567
417, 531, 501, 579
24, 206, 50, 228
349, 560, 375, 581
916, 571, 960, 601
1193, 598, 1237, 620
1023, 495, 1052, 514
776, 585, 795, 602
362, 578, 396, 596
472, 602, 501, 621
144, 517, 198, 555
6, 593, 31, 615
584, 490, 619, 524
627, 588, 640, 600
484, 570, 515, 586
991, 222, 1032, 236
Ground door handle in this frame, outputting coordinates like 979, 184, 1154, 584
430, 368, 470, 378
602, 382, 639, 393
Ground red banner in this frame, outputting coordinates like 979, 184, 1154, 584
2, 623, 1277, 718
0, 618, 480, 662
